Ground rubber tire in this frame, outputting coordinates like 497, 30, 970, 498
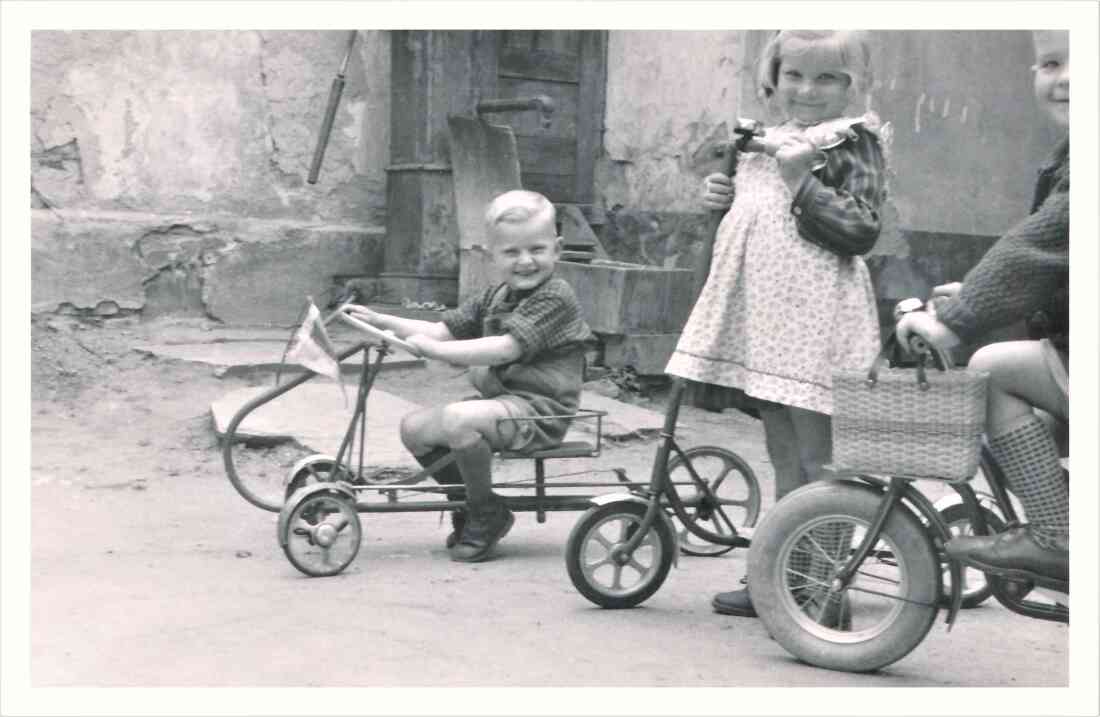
666, 446, 761, 557
565, 501, 675, 609
747, 481, 940, 673
280, 490, 362, 577
938, 503, 1006, 609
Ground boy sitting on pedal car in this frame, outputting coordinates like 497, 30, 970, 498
897, 30, 1069, 589
345, 190, 595, 563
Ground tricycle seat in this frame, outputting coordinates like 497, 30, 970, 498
499, 440, 598, 460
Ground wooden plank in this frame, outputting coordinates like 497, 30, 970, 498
575, 31, 608, 204
520, 172, 575, 203
557, 204, 608, 258
555, 262, 695, 334
514, 135, 577, 175
499, 48, 580, 83
447, 115, 523, 301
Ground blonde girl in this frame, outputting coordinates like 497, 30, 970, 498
666, 30, 888, 620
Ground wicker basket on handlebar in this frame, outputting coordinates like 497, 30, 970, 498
831, 334, 989, 482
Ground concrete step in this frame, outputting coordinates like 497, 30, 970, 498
132, 324, 425, 377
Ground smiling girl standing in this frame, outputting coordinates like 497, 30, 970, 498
666, 31, 888, 619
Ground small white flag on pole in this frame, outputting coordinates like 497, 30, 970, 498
286, 299, 347, 403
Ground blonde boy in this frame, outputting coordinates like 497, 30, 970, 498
346, 190, 594, 562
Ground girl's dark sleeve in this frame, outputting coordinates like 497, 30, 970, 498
933, 190, 1069, 343
788, 125, 887, 256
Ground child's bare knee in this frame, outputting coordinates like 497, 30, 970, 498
399, 410, 430, 446
439, 403, 478, 440
967, 344, 1005, 375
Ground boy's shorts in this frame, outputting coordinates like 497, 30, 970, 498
492, 395, 539, 453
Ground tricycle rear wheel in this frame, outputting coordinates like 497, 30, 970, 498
665, 446, 760, 555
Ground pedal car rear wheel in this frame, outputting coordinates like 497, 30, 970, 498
747, 481, 940, 673
565, 501, 675, 609
938, 503, 1006, 609
280, 489, 362, 577
666, 446, 761, 556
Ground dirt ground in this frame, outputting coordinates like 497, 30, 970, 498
19, 314, 1074, 709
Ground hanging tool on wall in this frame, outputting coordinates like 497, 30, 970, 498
307, 30, 358, 185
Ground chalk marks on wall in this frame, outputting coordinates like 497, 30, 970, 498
912, 91, 972, 131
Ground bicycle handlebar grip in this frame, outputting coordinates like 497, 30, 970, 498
307, 74, 346, 185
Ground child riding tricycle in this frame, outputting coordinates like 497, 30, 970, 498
222, 189, 762, 580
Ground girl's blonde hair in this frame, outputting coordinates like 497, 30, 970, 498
755, 30, 874, 103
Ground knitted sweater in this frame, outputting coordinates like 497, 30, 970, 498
933, 139, 1069, 351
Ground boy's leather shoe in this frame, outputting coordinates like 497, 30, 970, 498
712, 587, 757, 617
445, 510, 466, 549
945, 526, 1069, 587
450, 501, 515, 563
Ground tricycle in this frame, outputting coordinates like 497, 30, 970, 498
221, 302, 763, 580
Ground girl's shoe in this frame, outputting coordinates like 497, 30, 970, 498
711, 587, 757, 617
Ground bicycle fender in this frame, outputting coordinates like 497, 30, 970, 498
585, 493, 680, 567
849, 475, 963, 629
931, 490, 998, 515
277, 482, 358, 548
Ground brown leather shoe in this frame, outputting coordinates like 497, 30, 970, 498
945, 526, 1068, 589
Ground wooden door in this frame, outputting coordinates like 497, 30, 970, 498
495, 31, 607, 206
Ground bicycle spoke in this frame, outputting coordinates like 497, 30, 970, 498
845, 583, 935, 607
853, 566, 902, 587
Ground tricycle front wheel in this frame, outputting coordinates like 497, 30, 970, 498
565, 501, 675, 609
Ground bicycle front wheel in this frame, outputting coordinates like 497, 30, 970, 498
747, 480, 940, 673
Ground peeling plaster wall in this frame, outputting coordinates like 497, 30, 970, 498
31, 30, 391, 325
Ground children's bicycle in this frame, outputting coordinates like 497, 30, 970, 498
741, 334, 1069, 673
221, 311, 763, 578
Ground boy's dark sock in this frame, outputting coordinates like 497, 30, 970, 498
414, 447, 466, 547
453, 438, 495, 505
414, 446, 463, 497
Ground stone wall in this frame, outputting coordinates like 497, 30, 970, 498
31, 30, 391, 325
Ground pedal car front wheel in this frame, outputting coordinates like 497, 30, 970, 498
565, 501, 675, 609
280, 489, 362, 577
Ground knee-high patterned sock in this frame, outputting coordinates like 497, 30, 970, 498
988, 414, 1069, 550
